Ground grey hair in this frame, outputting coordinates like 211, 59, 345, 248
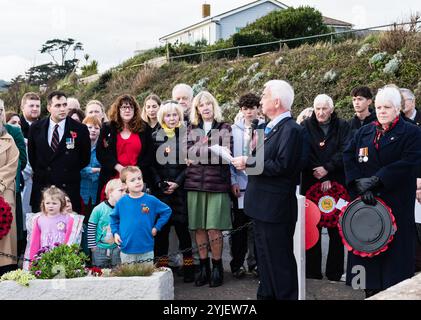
376, 86, 402, 111
313, 94, 334, 110
172, 83, 193, 101
400, 88, 415, 101
264, 80, 294, 111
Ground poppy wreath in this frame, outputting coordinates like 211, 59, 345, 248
338, 197, 397, 258
0, 196, 13, 240
305, 181, 350, 228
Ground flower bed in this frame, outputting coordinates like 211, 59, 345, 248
0, 268, 174, 300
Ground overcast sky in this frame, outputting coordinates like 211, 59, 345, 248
0, 0, 419, 81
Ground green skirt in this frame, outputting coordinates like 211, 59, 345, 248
187, 191, 232, 230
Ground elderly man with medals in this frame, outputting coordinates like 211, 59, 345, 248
343, 85, 421, 298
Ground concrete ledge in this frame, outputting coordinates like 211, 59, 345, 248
0, 268, 174, 300
367, 272, 421, 300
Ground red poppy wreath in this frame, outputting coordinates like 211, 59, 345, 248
0, 196, 13, 240
305, 181, 350, 228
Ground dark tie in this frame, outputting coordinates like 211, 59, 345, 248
51, 124, 60, 152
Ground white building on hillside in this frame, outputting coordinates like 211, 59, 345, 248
159, 0, 353, 46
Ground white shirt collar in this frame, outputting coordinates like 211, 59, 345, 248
49, 117, 66, 130
266, 111, 291, 129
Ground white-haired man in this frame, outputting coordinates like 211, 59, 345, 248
172, 83, 193, 123
300, 94, 351, 281
400, 88, 421, 126
232, 80, 304, 300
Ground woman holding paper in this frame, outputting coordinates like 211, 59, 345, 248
184, 91, 233, 287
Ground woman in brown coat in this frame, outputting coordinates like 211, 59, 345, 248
0, 112, 20, 275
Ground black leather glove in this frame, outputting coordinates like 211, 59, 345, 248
354, 176, 381, 195
156, 181, 169, 192
361, 190, 377, 206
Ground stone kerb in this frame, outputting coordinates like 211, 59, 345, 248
367, 272, 421, 300
0, 268, 174, 300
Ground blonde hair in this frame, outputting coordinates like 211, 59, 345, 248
120, 166, 142, 184
190, 91, 223, 126
21, 92, 40, 108
40, 186, 67, 214
141, 94, 161, 125
86, 100, 108, 121
157, 101, 184, 127
104, 178, 124, 198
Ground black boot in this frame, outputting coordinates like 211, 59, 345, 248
183, 256, 195, 283
209, 259, 224, 287
195, 258, 211, 286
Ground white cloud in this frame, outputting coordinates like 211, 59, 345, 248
0, 55, 32, 81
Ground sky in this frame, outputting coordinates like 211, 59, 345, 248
0, 0, 419, 81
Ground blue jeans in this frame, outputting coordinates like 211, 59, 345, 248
120, 251, 154, 266
92, 247, 121, 268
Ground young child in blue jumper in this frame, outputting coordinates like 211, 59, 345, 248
110, 166, 172, 265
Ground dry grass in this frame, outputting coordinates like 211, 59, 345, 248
111, 263, 156, 277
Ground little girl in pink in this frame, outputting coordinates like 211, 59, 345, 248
24, 186, 84, 269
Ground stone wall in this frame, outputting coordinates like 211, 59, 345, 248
367, 272, 421, 300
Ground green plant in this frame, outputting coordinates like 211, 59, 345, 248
111, 263, 156, 277
1, 269, 36, 286
232, 30, 278, 57
30, 244, 89, 279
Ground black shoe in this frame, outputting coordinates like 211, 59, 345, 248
232, 266, 246, 279
209, 259, 224, 287
183, 266, 195, 283
306, 273, 323, 280
195, 258, 211, 286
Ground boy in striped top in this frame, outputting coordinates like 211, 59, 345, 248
87, 179, 126, 268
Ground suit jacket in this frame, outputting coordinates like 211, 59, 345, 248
28, 116, 91, 213
244, 116, 304, 223
19, 115, 31, 139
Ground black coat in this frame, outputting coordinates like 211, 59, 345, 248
28, 116, 91, 213
151, 127, 187, 223
96, 121, 154, 198
348, 108, 377, 135
245, 117, 304, 224
301, 112, 351, 194
343, 117, 421, 290
19, 115, 31, 139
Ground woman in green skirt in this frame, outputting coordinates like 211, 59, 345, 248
184, 91, 232, 287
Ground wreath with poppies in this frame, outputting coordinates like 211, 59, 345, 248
0, 196, 13, 240
305, 181, 350, 228
338, 197, 397, 258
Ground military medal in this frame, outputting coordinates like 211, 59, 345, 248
66, 138, 75, 149
358, 147, 368, 163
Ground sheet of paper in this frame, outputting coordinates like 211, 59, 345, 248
415, 201, 421, 223
335, 198, 349, 211
208, 144, 234, 163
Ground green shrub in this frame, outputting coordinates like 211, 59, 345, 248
112, 263, 155, 277
30, 244, 89, 279
233, 30, 278, 57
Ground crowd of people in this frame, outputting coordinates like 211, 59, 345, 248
0, 80, 420, 300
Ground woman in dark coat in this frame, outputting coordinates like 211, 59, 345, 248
343, 85, 421, 298
185, 91, 233, 288
301, 94, 351, 281
151, 101, 194, 283
96, 94, 153, 201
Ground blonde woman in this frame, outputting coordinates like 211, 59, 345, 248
141, 94, 161, 133
184, 91, 232, 287
150, 101, 194, 282
85, 100, 108, 123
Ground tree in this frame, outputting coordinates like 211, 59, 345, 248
40, 38, 83, 66
240, 6, 331, 47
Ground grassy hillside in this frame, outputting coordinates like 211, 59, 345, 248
3, 29, 421, 122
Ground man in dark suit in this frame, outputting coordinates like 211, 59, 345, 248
20, 92, 41, 139
28, 91, 90, 214
232, 80, 304, 300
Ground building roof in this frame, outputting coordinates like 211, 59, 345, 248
159, 0, 352, 41
160, 0, 289, 41
322, 16, 353, 27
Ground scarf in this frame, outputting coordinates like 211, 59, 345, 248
373, 116, 399, 150
161, 123, 180, 139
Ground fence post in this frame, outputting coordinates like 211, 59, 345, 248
237, 48, 240, 59
201, 53, 204, 63
279, 41, 283, 52
330, 35, 334, 45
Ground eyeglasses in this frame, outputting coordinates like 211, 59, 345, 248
119, 105, 134, 111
